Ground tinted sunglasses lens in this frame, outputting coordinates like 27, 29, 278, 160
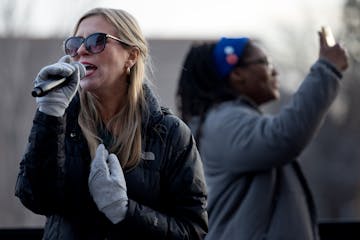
65, 37, 83, 57
86, 33, 106, 54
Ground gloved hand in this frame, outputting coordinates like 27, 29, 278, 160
35, 55, 82, 116
88, 144, 128, 224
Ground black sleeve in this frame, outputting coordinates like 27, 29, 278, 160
15, 110, 66, 215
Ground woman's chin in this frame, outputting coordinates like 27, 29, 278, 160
80, 80, 98, 92
274, 90, 280, 100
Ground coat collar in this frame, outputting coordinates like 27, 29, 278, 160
235, 95, 262, 114
67, 83, 165, 131
142, 83, 163, 128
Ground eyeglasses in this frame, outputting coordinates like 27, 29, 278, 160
64, 32, 132, 57
238, 57, 272, 68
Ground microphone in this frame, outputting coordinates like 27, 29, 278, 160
31, 62, 86, 97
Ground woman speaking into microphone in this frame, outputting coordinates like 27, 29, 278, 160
15, 7, 208, 240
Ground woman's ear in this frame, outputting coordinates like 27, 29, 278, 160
127, 47, 140, 67
229, 67, 247, 86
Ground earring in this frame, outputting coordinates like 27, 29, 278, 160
126, 67, 131, 75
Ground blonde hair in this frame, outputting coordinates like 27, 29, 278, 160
73, 8, 150, 170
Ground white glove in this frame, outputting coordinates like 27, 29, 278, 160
88, 144, 128, 224
35, 55, 82, 116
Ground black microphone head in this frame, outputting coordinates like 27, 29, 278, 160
72, 62, 86, 79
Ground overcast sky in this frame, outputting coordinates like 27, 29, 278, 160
1, 0, 345, 40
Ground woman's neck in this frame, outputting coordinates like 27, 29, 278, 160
95, 87, 127, 125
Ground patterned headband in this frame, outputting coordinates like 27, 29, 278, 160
213, 37, 250, 78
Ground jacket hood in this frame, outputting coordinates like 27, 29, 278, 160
142, 83, 163, 128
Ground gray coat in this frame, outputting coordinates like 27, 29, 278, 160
196, 59, 342, 240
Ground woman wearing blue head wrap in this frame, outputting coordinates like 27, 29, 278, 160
176, 32, 348, 240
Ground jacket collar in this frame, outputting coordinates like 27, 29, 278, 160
235, 95, 262, 114
67, 83, 164, 129
142, 83, 164, 129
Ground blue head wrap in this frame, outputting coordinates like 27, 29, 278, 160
213, 37, 250, 78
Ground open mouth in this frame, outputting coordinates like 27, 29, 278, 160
82, 63, 97, 76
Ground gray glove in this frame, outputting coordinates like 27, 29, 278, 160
88, 144, 128, 224
35, 55, 82, 117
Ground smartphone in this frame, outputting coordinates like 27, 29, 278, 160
321, 26, 336, 47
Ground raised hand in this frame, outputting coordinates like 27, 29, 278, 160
318, 29, 349, 72
35, 55, 83, 116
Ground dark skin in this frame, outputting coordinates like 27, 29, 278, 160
229, 42, 279, 105
228, 31, 348, 106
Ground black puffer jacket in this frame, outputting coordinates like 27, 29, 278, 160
15, 85, 208, 239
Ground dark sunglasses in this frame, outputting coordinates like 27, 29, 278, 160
64, 32, 132, 57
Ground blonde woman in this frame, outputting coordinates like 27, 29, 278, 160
16, 8, 207, 239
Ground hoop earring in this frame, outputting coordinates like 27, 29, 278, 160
126, 67, 131, 75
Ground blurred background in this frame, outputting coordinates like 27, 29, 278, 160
1, 0, 360, 229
